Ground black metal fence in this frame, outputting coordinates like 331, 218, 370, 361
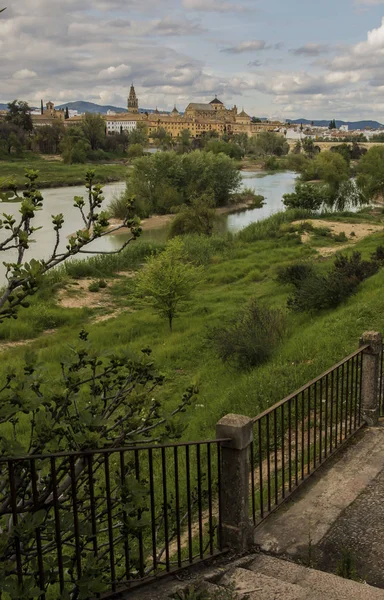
379, 344, 384, 416
0, 440, 228, 599
250, 346, 367, 525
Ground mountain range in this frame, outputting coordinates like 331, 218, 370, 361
56, 101, 168, 115
286, 118, 384, 131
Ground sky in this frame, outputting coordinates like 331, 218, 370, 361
2, 0, 384, 121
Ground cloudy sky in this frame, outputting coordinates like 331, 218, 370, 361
2, 0, 384, 121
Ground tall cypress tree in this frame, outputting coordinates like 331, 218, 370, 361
65, 107, 69, 120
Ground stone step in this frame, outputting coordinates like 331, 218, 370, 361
245, 555, 384, 599
219, 567, 308, 599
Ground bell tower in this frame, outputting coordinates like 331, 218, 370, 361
128, 84, 139, 114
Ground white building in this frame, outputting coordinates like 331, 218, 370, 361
105, 116, 137, 134
339, 125, 349, 132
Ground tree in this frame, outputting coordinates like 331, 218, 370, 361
81, 112, 106, 151
168, 195, 216, 238
328, 119, 337, 130
135, 238, 203, 330
247, 132, 289, 157
128, 121, 148, 146
0, 122, 25, 155
283, 181, 330, 211
251, 117, 262, 123
293, 140, 302, 154
6, 100, 33, 132
301, 137, 316, 158
152, 126, 173, 150
313, 151, 349, 196
34, 122, 64, 154
65, 106, 69, 119
127, 143, 144, 159
177, 128, 192, 153
60, 126, 90, 163
357, 145, 384, 201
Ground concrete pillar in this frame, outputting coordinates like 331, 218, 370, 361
359, 331, 383, 426
216, 413, 254, 551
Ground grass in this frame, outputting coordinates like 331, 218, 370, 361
2, 210, 384, 444
0, 154, 128, 190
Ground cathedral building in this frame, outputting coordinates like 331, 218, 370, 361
65, 84, 282, 138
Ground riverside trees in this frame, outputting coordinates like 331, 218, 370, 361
115, 150, 242, 218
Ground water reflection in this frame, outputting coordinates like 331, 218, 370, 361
0, 171, 297, 283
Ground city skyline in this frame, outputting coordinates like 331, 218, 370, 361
2, 1, 384, 120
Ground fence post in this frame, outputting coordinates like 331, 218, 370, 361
216, 413, 253, 552
359, 331, 382, 426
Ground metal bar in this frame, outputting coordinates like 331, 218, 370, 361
313, 381, 317, 469
335, 367, 339, 449
51, 457, 65, 592
250, 440, 256, 524
134, 450, 144, 578
173, 446, 182, 567
288, 399, 292, 492
345, 361, 349, 440
354, 354, 359, 431
31, 459, 45, 599
301, 392, 305, 481
149, 448, 158, 573
281, 404, 285, 499
359, 351, 363, 426
207, 443, 214, 555
350, 355, 355, 434
217, 443, 223, 550
325, 373, 329, 458
8, 461, 23, 585
252, 346, 369, 425
319, 377, 323, 463
119, 451, 130, 579
186, 445, 193, 562
295, 395, 299, 486
104, 453, 116, 591
330, 370, 334, 453
69, 455, 82, 581
196, 444, 203, 559
307, 388, 311, 475
340, 364, 344, 446
258, 420, 264, 518
274, 410, 279, 505
161, 447, 170, 571
88, 454, 98, 558
0, 439, 232, 464
266, 413, 272, 512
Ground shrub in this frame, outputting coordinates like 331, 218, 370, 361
333, 231, 348, 243
276, 263, 314, 287
207, 300, 286, 370
287, 251, 379, 312
88, 281, 100, 292
98, 279, 107, 288
333, 251, 378, 282
168, 196, 216, 238
371, 245, 384, 262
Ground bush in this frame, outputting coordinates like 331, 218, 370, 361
287, 251, 380, 312
168, 197, 215, 238
276, 263, 314, 287
333, 231, 348, 243
283, 182, 330, 211
181, 234, 231, 265
208, 300, 286, 370
89, 281, 100, 292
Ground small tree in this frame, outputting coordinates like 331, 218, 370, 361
6, 100, 33, 132
81, 112, 106, 151
169, 195, 216, 238
135, 238, 203, 330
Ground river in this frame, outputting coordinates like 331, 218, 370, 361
0, 170, 296, 283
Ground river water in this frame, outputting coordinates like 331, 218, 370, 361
0, 170, 296, 283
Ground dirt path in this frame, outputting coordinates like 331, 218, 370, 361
293, 219, 384, 256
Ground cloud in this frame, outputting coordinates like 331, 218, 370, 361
248, 60, 263, 67
97, 64, 132, 80
291, 43, 331, 56
151, 17, 204, 36
182, 0, 248, 12
12, 69, 37, 79
221, 40, 267, 53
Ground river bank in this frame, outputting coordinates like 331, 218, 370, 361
0, 156, 129, 190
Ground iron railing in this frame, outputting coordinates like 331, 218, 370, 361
379, 344, 384, 416
250, 346, 367, 526
0, 440, 228, 598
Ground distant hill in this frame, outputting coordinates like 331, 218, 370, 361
55, 101, 167, 115
287, 118, 384, 131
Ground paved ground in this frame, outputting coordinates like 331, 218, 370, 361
253, 426, 384, 586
